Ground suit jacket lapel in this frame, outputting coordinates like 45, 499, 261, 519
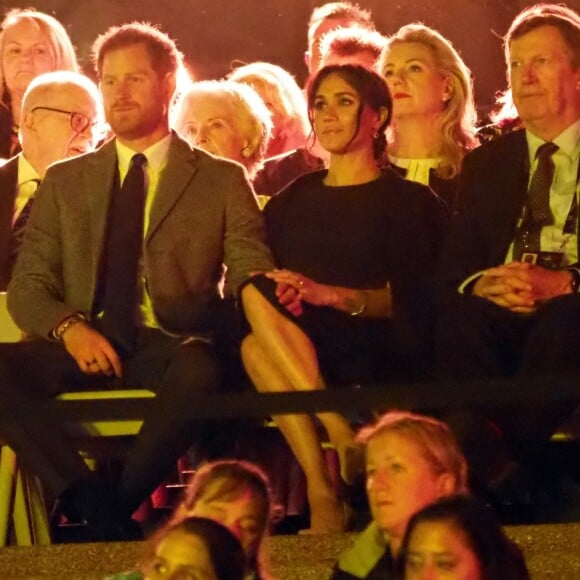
0, 156, 19, 289
493, 131, 530, 264
146, 134, 198, 242
84, 140, 118, 265
575, 156, 580, 264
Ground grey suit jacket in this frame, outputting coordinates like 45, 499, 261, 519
8, 134, 274, 338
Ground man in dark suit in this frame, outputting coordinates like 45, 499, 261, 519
0, 23, 275, 541
0, 71, 102, 290
437, 4, 580, 474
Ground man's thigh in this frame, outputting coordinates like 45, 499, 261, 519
522, 293, 580, 374
124, 329, 222, 398
0, 340, 109, 399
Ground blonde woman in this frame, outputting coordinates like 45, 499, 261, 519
379, 23, 478, 208
229, 62, 324, 197
0, 8, 79, 157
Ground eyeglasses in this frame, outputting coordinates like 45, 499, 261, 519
31, 106, 94, 133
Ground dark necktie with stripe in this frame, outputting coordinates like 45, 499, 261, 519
11, 179, 40, 252
513, 142, 559, 258
98, 153, 147, 357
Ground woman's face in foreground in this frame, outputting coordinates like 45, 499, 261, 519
144, 528, 217, 580
404, 520, 482, 580
186, 480, 264, 558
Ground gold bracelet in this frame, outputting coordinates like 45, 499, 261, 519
350, 291, 367, 317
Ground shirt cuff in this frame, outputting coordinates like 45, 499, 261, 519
458, 271, 485, 294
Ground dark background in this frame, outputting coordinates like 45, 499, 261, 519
2, 0, 580, 115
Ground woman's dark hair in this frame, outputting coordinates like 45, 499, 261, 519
399, 495, 530, 580
306, 64, 392, 166
145, 516, 246, 580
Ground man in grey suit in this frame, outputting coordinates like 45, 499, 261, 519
0, 23, 274, 541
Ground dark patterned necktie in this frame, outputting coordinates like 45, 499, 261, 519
513, 142, 559, 258
99, 153, 147, 356
11, 179, 40, 250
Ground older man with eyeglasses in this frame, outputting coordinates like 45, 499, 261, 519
0, 70, 104, 289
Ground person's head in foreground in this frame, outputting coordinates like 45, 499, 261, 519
172, 459, 273, 578
399, 494, 530, 580
357, 411, 468, 555
141, 516, 246, 580
173, 80, 272, 179
306, 63, 392, 167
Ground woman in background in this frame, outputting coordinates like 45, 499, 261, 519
378, 23, 478, 209
400, 494, 529, 580
229, 61, 309, 158
229, 61, 324, 197
0, 8, 78, 158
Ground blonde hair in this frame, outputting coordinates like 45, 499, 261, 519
379, 23, 478, 179
174, 80, 272, 178
229, 61, 309, 152
173, 459, 273, 579
0, 9, 78, 108
357, 410, 469, 493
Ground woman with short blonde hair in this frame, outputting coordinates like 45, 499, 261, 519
332, 411, 468, 579
173, 79, 272, 180
0, 8, 79, 157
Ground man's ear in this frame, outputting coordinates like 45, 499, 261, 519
22, 111, 36, 131
164, 72, 177, 105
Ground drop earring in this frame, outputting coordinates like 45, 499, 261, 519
241, 146, 251, 158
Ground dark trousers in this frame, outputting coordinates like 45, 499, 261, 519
0, 327, 221, 514
436, 293, 580, 457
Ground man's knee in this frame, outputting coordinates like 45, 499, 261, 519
164, 341, 222, 395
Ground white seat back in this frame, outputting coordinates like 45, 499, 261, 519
0, 292, 21, 342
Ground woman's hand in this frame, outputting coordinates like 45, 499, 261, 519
265, 269, 335, 307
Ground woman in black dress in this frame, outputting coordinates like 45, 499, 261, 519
241, 64, 447, 533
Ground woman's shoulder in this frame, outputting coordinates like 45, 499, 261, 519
264, 170, 327, 213
380, 167, 444, 207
